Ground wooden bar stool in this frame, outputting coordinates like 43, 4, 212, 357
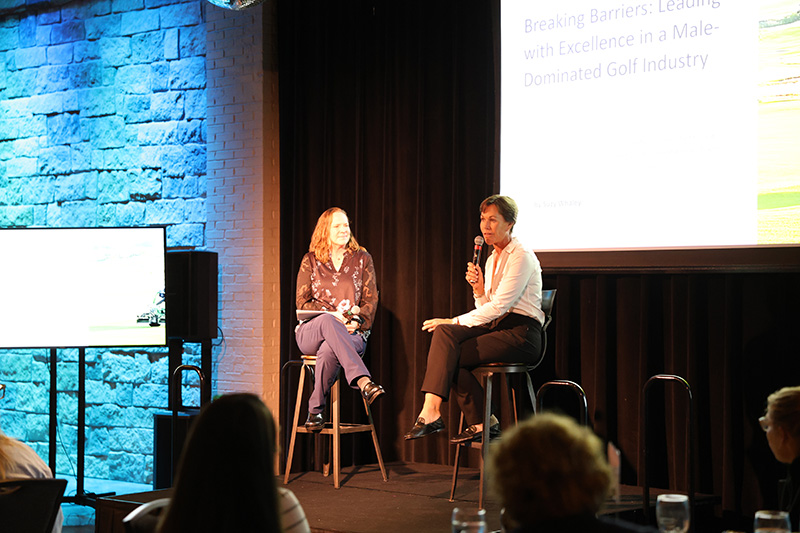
284, 355, 387, 488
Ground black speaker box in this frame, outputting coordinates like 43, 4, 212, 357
153, 412, 198, 489
166, 251, 218, 340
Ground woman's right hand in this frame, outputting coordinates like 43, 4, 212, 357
331, 311, 360, 334
422, 317, 456, 332
466, 262, 485, 296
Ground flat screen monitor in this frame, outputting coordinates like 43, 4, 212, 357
499, 0, 800, 269
0, 227, 167, 348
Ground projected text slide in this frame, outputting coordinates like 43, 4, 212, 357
500, 0, 779, 250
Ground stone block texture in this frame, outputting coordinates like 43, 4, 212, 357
0, 0, 278, 499
0, 0, 208, 488
0, 0, 280, 498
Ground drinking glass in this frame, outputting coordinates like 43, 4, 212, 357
451, 507, 487, 533
753, 510, 790, 533
656, 494, 690, 533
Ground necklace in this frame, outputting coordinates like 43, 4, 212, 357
331, 249, 345, 270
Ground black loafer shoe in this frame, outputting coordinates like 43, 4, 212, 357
404, 417, 445, 440
449, 422, 501, 444
361, 381, 385, 405
304, 412, 324, 432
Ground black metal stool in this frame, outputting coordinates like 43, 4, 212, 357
536, 379, 588, 425
449, 289, 557, 507
449, 362, 537, 507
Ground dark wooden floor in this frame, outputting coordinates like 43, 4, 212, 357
281, 462, 727, 533
282, 462, 503, 533
68, 461, 733, 533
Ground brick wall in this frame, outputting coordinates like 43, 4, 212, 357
0, 0, 287, 503
205, 0, 280, 415
0, 0, 210, 488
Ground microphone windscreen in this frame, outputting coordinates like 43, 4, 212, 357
474, 236, 484, 246
350, 305, 361, 315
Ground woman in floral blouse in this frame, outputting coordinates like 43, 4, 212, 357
295, 207, 384, 430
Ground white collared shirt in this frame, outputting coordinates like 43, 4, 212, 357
457, 237, 544, 327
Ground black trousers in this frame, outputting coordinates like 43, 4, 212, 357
420, 313, 542, 426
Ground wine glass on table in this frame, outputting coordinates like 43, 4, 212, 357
656, 494, 689, 533
451, 507, 486, 533
753, 510, 790, 533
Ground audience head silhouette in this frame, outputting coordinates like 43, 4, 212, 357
764, 386, 800, 464
489, 413, 614, 529
158, 393, 282, 533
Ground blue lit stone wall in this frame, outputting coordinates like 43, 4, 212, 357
0, 0, 207, 489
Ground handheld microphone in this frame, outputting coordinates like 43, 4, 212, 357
472, 236, 484, 265
345, 305, 363, 324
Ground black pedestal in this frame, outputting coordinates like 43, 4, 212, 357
153, 412, 198, 489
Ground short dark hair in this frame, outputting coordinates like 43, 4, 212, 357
480, 195, 518, 229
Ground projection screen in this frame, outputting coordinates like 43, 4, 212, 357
500, 0, 800, 269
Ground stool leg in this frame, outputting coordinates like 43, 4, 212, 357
362, 399, 388, 482
332, 378, 341, 488
284, 365, 307, 484
525, 372, 537, 415
504, 374, 518, 424
322, 376, 336, 479
449, 412, 466, 502
479, 372, 494, 509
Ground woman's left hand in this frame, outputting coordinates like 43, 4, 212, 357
345, 321, 359, 334
422, 317, 456, 332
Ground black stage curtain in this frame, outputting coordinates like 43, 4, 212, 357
543, 272, 800, 522
278, 0, 497, 468
276, 0, 800, 523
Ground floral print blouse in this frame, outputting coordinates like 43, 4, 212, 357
295, 248, 378, 332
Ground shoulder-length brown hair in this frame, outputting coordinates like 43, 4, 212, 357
309, 207, 362, 263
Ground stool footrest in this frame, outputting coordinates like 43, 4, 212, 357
295, 423, 376, 435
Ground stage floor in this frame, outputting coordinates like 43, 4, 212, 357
283, 462, 696, 533
88, 461, 681, 533
283, 462, 503, 533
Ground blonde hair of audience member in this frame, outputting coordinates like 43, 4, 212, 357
1, 428, 66, 533
489, 413, 614, 528
0, 432, 24, 479
157, 393, 283, 533
765, 386, 800, 464
309, 207, 363, 264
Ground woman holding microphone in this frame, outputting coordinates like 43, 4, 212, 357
404, 194, 544, 443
